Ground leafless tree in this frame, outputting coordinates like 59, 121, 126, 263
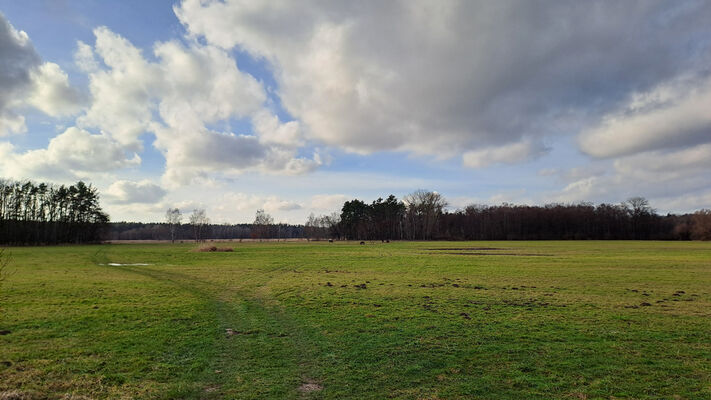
403, 190, 448, 240
691, 209, 711, 241
189, 209, 209, 242
165, 208, 182, 243
305, 213, 340, 240
252, 209, 273, 239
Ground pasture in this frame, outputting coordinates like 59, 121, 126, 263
0, 241, 709, 399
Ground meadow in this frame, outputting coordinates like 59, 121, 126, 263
0, 241, 709, 399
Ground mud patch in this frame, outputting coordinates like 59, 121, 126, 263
194, 246, 233, 252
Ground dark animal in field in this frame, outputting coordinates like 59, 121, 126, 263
359, 241, 365, 245
328, 239, 333, 243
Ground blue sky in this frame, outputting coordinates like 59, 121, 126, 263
1, 1, 710, 223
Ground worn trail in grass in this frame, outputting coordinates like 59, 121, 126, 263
0, 241, 710, 399
113, 263, 327, 399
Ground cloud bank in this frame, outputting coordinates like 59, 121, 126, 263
176, 0, 711, 166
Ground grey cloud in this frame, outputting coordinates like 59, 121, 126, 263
551, 144, 711, 210
0, 13, 84, 135
105, 180, 167, 204
176, 0, 711, 160
180, 132, 267, 169
0, 12, 40, 134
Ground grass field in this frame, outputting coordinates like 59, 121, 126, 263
0, 241, 709, 400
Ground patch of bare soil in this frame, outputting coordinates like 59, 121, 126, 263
225, 328, 258, 337
0, 391, 30, 400
298, 382, 323, 393
194, 246, 234, 252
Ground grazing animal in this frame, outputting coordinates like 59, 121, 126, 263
328, 239, 333, 243
359, 241, 365, 245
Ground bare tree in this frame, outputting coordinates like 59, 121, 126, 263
625, 197, 654, 239
252, 209, 273, 239
165, 208, 182, 243
691, 209, 711, 241
189, 209, 209, 242
403, 190, 448, 240
305, 213, 338, 240
626, 197, 653, 217
305, 213, 317, 241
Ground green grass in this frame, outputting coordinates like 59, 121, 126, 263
0, 241, 709, 399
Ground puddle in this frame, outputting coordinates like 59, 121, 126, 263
101, 263, 152, 266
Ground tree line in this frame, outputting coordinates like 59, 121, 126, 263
3, 179, 710, 244
0, 179, 108, 245
111, 209, 304, 242
109, 221, 305, 241
305, 191, 711, 241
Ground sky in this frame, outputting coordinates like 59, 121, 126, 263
1, 0, 711, 224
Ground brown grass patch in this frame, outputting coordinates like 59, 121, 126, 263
298, 382, 323, 392
0, 391, 31, 400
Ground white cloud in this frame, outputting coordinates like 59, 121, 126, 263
310, 194, 349, 211
69, 27, 321, 187
263, 197, 302, 211
27, 62, 84, 116
77, 27, 160, 150
153, 40, 265, 127
252, 109, 302, 147
205, 192, 302, 223
105, 180, 167, 204
0, 127, 139, 180
74, 40, 99, 72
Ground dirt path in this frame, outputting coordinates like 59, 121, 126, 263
114, 264, 325, 398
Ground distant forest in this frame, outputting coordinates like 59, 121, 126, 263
2, 180, 711, 245
112, 191, 711, 242
308, 191, 711, 241
109, 222, 304, 241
